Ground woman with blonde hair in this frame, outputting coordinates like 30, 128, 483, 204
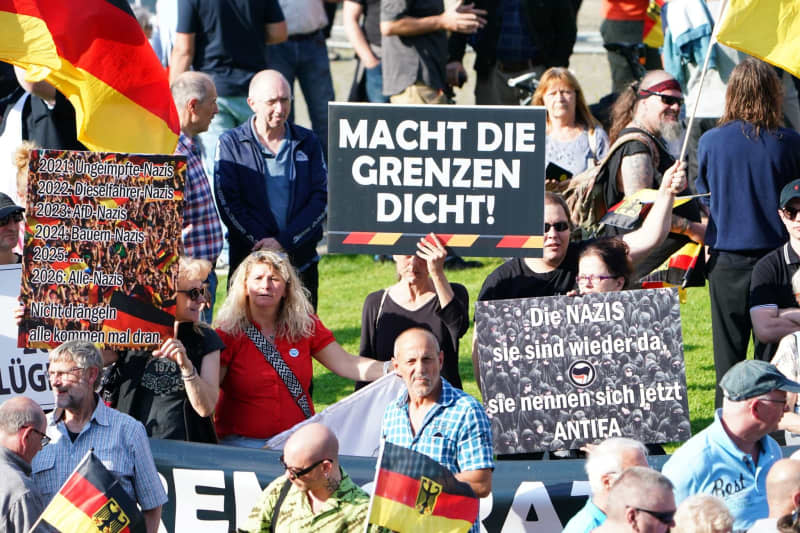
214, 250, 386, 447
111, 256, 223, 443
672, 494, 733, 533
532, 67, 609, 181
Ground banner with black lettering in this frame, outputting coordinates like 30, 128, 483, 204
0, 264, 52, 408
327, 103, 546, 257
474, 288, 691, 453
19, 150, 184, 350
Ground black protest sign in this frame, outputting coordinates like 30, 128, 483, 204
19, 150, 184, 350
474, 288, 690, 454
327, 103, 546, 257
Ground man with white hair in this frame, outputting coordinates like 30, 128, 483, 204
593, 466, 676, 533
562, 437, 649, 532
0, 396, 49, 533
663, 360, 800, 531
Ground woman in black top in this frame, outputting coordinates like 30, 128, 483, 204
358, 233, 468, 389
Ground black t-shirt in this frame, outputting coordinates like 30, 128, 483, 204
22, 91, 86, 151
750, 243, 800, 361
353, 0, 382, 46
176, 0, 285, 96
477, 243, 581, 301
115, 323, 225, 442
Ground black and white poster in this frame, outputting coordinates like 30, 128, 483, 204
327, 103, 546, 257
474, 288, 691, 454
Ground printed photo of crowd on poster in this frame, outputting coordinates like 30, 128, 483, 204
18, 149, 185, 349
474, 288, 691, 454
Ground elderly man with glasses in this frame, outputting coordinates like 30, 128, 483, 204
593, 466, 676, 533
31, 339, 167, 533
662, 360, 800, 531
239, 423, 370, 532
0, 396, 50, 533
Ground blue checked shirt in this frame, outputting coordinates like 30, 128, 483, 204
381, 378, 494, 532
176, 133, 224, 263
32, 396, 167, 511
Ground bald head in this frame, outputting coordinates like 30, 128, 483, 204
766, 458, 800, 517
605, 466, 675, 522
0, 396, 45, 437
394, 327, 439, 358
284, 423, 338, 466
249, 70, 290, 100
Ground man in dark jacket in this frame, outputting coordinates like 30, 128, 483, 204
214, 70, 326, 308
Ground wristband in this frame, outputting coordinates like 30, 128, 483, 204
181, 366, 198, 381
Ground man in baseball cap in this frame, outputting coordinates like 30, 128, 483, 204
0, 192, 23, 265
662, 360, 800, 530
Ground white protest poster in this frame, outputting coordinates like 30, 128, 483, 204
474, 288, 691, 454
0, 264, 53, 409
327, 103, 546, 257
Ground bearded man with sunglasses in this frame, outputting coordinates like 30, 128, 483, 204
239, 423, 370, 532
662, 360, 800, 531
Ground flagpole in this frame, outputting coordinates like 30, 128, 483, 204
678, 0, 730, 163
364, 439, 386, 533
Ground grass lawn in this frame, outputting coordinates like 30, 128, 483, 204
216, 254, 741, 450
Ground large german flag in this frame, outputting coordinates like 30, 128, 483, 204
0, 0, 179, 154
40, 450, 145, 533
368, 442, 479, 533
102, 290, 174, 346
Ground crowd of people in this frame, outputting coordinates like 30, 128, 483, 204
3, 0, 800, 531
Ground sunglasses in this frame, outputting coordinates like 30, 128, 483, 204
629, 506, 676, 525
279, 455, 330, 480
0, 211, 24, 226
177, 287, 209, 302
641, 89, 683, 107
544, 221, 569, 233
783, 205, 800, 220
23, 425, 51, 446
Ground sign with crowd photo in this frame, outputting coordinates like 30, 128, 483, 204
327, 103, 546, 257
474, 288, 691, 454
19, 149, 185, 350
0, 264, 52, 409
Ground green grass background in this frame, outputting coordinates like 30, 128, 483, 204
216, 254, 729, 450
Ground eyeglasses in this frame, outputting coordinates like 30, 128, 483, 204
0, 211, 24, 226
783, 205, 800, 220
628, 506, 676, 525
641, 89, 683, 107
757, 397, 787, 406
279, 455, 330, 480
22, 426, 51, 446
544, 221, 570, 233
576, 274, 617, 284
47, 366, 84, 381
177, 287, 209, 302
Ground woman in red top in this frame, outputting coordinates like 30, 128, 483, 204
213, 250, 385, 447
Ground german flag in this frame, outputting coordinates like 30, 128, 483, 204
102, 290, 174, 346
52, 251, 89, 275
640, 241, 703, 295
40, 450, 145, 533
643, 0, 665, 48
0, 0, 179, 154
154, 246, 177, 272
368, 442, 479, 533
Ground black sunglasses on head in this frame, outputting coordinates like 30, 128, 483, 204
0, 211, 24, 226
640, 89, 683, 107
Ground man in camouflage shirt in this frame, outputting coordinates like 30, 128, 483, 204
239, 423, 369, 532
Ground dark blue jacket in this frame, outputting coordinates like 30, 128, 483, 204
214, 119, 327, 275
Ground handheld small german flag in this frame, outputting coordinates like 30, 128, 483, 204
35, 449, 145, 533
366, 441, 479, 533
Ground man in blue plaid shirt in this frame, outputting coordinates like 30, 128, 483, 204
172, 72, 224, 321
382, 327, 494, 532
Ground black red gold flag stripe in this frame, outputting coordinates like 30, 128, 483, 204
102, 290, 174, 345
0, 0, 179, 154
368, 442, 478, 533
40, 450, 145, 533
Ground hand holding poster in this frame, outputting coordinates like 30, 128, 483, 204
327, 103, 546, 257
474, 288, 691, 454
19, 150, 184, 349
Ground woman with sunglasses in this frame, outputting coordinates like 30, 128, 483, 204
0, 193, 24, 265
109, 256, 223, 443
532, 68, 609, 183
213, 250, 385, 448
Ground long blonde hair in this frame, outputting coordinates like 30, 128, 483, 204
532, 67, 600, 133
213, 250, 314, 340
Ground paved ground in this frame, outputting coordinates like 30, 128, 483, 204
291, 0, 613, 126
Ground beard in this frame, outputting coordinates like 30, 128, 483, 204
659, 120, 684, 144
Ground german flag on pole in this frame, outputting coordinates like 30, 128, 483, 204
38, 450, 145, 533
0, 0, 179, 154
367, 442, 479, 533
101, 290, 174, 346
